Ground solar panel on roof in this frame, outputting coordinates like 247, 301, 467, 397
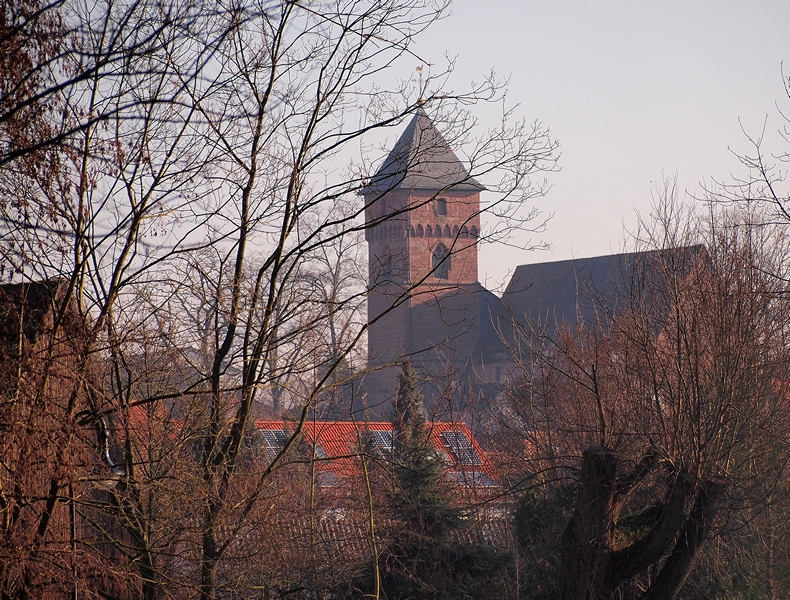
262, 429, 287, 447
370, 430, 393, 456
441, 430, 482, 465
262, 429, 287, 459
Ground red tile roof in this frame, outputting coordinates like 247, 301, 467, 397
255, 419, 498, 488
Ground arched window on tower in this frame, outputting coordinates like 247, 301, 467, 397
435, 197, 447, 216
432, 243, 450, 280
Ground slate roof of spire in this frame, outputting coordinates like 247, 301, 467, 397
365, 107, 484, 194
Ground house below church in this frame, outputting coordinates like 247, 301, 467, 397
256, 419, 499, 492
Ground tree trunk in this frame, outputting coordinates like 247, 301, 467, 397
558, 447, 723, 600
642, 480, 725, 600
558, 447, 619, 600
201, 509, 219, 600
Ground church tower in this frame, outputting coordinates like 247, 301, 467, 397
363, 108, 492, 413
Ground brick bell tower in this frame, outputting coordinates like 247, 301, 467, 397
363, 108, 485, 414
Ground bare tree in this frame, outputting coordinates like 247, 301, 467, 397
505, 197, 790, 600
699, 66, 790, 224
1, 0, 558, 597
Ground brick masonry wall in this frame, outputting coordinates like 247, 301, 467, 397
364, 188, 483, 412
406, 190, 480, 288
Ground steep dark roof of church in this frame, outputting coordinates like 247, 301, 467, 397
502, 245, 706, 334
365, 108, 484, 194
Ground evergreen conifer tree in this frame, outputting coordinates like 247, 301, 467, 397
389, 360, 459, 541
374, 360, 510, 600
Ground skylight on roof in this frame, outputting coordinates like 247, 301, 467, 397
313, 443, 328, 460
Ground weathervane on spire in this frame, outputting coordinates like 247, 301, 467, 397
416, 65, 425, 106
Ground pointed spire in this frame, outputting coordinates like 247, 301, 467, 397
365, 108, 484, 194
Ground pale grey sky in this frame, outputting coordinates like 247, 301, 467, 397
411, 1, 790, 289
